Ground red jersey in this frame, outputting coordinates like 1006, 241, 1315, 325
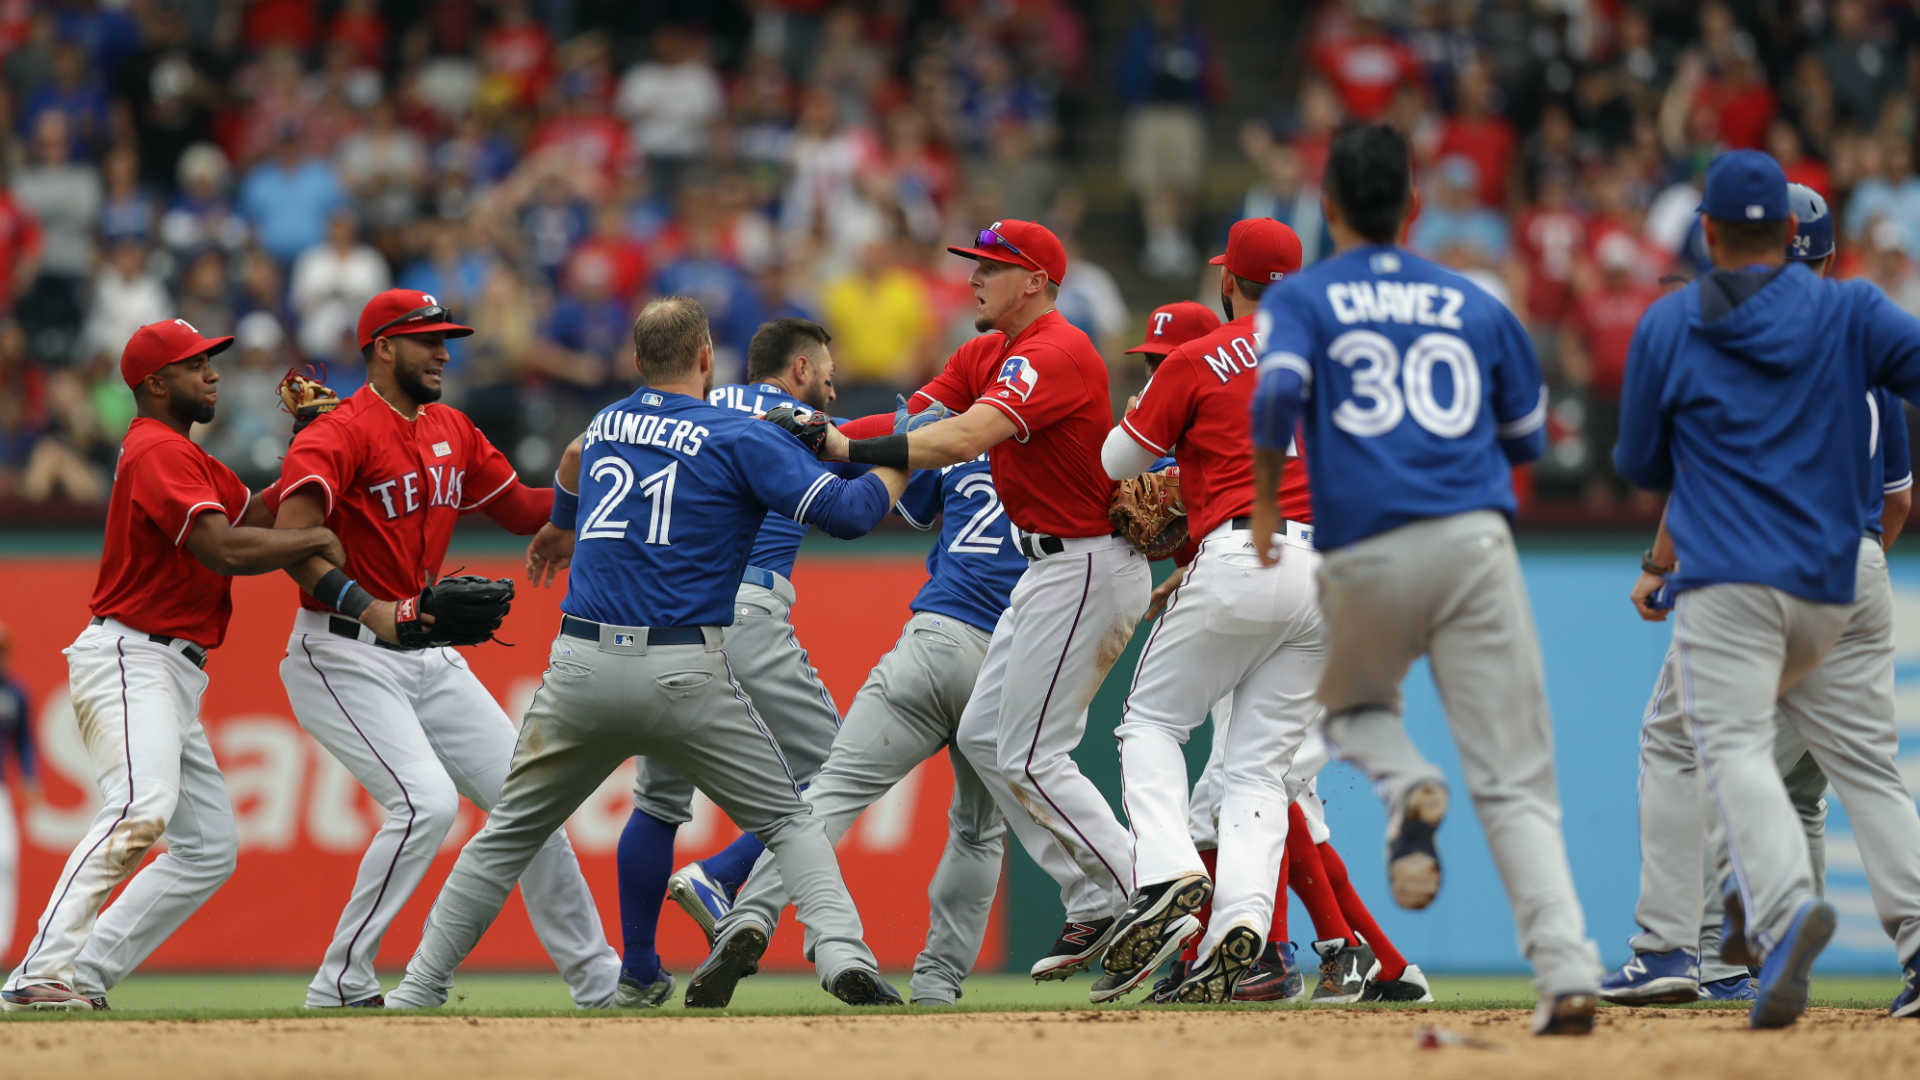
913, 310, 1115, 538
1573, 283, 1662, 400
276, 387, 519, 610
1120, 315, 1312, 538
91, 418, 252, 648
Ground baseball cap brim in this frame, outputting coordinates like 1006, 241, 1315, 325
191, 335, 236, 360
1124, 342, 1178, 356
946, 245, 1054, 283
381, 321, 474, 341
1207, 253, 1229, 265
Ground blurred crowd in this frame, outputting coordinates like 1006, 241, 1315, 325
8, 0, 1920, 519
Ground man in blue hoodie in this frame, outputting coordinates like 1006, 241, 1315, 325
1614, 150, 1920, 1028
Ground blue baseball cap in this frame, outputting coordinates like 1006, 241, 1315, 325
1699, 149, 1790, 223
1786, 183, 1834, 261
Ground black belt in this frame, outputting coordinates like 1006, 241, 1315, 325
559, 615, 709, 646
1016, 533, 1066, 559
89, 616, 208, 669
328, 615, 415, 652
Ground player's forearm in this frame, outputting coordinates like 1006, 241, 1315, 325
478, 480, 553, 535
212, 526, 340, 575
1250, 367, 1304, 452
1101, 427, 1158, 480
806, 472, 897, 539
1252, 449, 1286, 507
906, 405, 1010, 467
1884, 488, 1911, 549
1649, 502, 1676, 569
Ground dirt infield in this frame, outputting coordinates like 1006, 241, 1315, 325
0, 1006, 1906, 1079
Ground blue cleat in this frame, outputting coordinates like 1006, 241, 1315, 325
1598, 948, 1700, 1005
1750, 899, 1835, 1029
667, 861, 735, 947
1890, 954, 1920, 1018
1699, 975, 1757, 1001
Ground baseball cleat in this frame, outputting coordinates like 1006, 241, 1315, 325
1, 982, 96, 1011
87, 995, 109, 1011
612, 969, 675, 1008
828, 967, 903, 1006
1719, 881, 1755, 967
1145, 960, 1189, 1004
667, 861, 734, 947
1750, 899, 1835, 1029
1101, 875, 1214, 982
685, 922, 770, 1009
1090, 914, 1201, 1004
345, 994, 385, 1008
1598, 948, 1701, 1005
1890, 954, 1920, 1018
1029, 916, 1116, 981
1231, 942, 1305, 1002
1699, 974, 1757, 1002
1309, 936, 1379, 1004
1170, 924, 1263, 1003
1385, 782, 1447, 909
1532, 991, 1598, 1035
1359, 963, 1434, 1003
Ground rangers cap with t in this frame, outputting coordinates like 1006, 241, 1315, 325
1210, 218, 1304, 282
356, 288, 475, 350
121, 317, 234, 389
1125, 301, 1221, 357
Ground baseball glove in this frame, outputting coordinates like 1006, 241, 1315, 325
396, 575, 515, 648
277, 365, 341, 436
763, 403, 830, 457
1110, 469, 1188, 561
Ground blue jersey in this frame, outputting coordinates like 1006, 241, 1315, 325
1614, 264, 1920, 604
708, 382, 816, 578
564, 388, 893, 627
1251, 245, 1548, 550
0, 676, 31, 786
895, 456, 1026, 634
1868, 387, 1912, 537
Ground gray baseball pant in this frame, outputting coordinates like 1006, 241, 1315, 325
632, 574, 839, 823
723, 611, 1006, 1004
1314, 510, 1601, 996
387, 624, 879, 1007
1673, 539, 1920, 966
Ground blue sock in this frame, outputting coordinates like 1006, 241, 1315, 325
616, 809, 677, 984
701, 832, 768, 897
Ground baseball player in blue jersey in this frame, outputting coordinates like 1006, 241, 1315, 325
1602, 184, 1913, 1006
0, 624, 35, 967
683, 454, 1025, 1008
1612, 149, 1920, 1027
604, 317, 853, 1006
384, 297, 911, 1009
1249, 124, 1601, 1036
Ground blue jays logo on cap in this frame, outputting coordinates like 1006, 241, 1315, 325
1699, 149, 1789, 224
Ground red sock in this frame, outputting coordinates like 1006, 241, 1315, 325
1319, 839, 1408, 982
1181, 847, 1219, 966
1268, 845, 1291, 944
1287, 804, 1354, 942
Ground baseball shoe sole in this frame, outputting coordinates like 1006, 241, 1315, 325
1103, 875, 1214, 980
667, 862, 733, 948
1, 983, 96, 1011
1751, 900, 1835, 1029
1030, 917, 1116, 981
829, 968, 903, 1006
1386, 782, 1447, 910
1170, 924, 1263, 1004
1532, 992, 1598, 1035
685, 923, 770, 1009
1089, 914, 1202, 1004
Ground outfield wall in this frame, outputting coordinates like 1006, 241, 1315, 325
1, 543, 1915, 975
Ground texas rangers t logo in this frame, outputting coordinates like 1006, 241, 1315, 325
1152, 312, 1175, 337
996, 356, 1039, 401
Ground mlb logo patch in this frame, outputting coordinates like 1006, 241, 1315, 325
995, 355, 1039, 401
431, 441, 451, 458
641, 392, 663, 406
613, 632, 636, 647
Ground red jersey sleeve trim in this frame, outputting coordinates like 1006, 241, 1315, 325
283, 474, 335, 516
173, 500, 227, 548
980, 395, 1031, 443
459, 474, 517, 512
1120, 415, 1170, 457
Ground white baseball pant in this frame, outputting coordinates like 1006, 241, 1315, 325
955, 534, 1148, 922
7, 621, 237, 997
280, 609, 620, 1007
1188, 702, 1333, 851
1116, 521, 1324, 958
0, 778, 16, 967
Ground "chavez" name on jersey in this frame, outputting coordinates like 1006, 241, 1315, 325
1325, 281, 1467, 329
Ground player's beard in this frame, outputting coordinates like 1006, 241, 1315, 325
395, 361, 444, 404
173, 385, 215, 425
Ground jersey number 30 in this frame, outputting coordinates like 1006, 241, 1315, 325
582, 458, 678, 545
1328, 329, 1481, 439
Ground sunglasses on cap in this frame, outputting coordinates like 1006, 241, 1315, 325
976, 228, 1027, 260
370, 304, 450, 340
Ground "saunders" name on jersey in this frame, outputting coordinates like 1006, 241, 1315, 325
583, 409, 710, 456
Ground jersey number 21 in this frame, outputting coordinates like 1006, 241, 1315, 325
582, 457, 678, 545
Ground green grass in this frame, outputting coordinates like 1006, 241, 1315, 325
0, 972, 1904, 1021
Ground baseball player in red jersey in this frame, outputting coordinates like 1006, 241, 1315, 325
3, 321, 343, 1011
1092, 219, 1325, 1003
814, 220, 1149, 978
267, 289, 621, 1008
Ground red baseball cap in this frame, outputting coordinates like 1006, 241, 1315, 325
1209, 218, 1304, 283
1125, 301, 1222, 357
947, 219, 1068, 286
356, 288, 475, 350
121, 318, 234, 389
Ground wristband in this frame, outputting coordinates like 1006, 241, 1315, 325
551, 475, 580, 530
313, 568, 376, 619
1641, 548, 1675, 576
848, 434, 910, 469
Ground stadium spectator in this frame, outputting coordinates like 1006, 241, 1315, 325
202, 311, 296, 486
11, 109, 97, 350
819, 235, 933, 413
1433, 58, 1515, 208
338, 97, 429, 228
1819, 0, 1899, 127
239, 126, 346, 265
1231, 120, 1331, 267
176, 248, 237, 341
1560, 233, 1663, 510
19, 41, 109, 153
1410, 155, 1509, 271
1865, 219, 1920, 318
1116, 0, 1221, 278
616, 24, 724, 188
79, 232, 169, 365
289, 208, 390, 361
